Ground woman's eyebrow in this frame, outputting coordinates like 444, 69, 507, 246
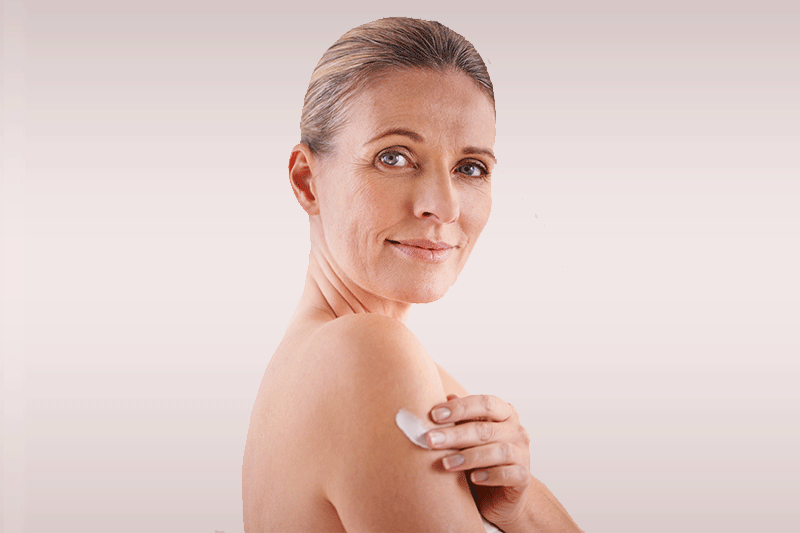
463, 146, 497, 163
365, 128, 424, 145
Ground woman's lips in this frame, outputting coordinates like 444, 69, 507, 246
387, 239, 455, 263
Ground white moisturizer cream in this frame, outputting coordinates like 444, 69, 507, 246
394, 408, 436, 449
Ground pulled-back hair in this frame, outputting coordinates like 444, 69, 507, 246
300, 17, 494, 156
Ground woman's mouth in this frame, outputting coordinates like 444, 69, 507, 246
386, 239, 455, 263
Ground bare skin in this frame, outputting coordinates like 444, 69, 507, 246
242, 69, 582, 532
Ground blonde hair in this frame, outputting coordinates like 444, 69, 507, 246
300, 17, 494, 156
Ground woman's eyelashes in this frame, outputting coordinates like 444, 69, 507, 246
378, 149, 411, 168
456, 160, 490, 179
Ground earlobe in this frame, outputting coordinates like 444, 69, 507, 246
289, 143, 320, 216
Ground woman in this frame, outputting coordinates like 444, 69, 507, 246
243, 17, 582, 533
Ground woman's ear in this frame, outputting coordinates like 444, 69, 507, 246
289, 144, 320, 215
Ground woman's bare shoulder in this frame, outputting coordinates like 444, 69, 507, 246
305, 313, 441, 403
311, 313, 425, 355
301, 315, 486, 532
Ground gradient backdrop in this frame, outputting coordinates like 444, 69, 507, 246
2, 1, 799, 532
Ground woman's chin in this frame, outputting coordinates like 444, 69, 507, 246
405, 290, 448, 304
382, 279, 454, 305
351, 262, 463, 307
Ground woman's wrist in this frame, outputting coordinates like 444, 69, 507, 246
500, 475, 583, 533
497, 486, 539, 533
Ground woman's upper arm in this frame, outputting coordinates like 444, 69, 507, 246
312, 314, 486, 533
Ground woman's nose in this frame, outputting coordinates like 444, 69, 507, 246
412, 167, 459, 223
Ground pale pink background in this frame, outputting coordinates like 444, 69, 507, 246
3, 1, 799, 532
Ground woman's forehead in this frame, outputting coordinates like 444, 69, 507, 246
343, 69, 496, 149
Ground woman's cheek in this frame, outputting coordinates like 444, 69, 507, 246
463, 188, 493, 234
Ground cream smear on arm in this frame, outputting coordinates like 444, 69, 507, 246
394, 408, 447, 449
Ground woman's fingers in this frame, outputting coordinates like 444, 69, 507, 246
426, 397, 524, 450
430, 394, 515, 424
440, 441, 525, 473
427, 394, 531, 500
427, 418, 516, 449
438, 441, 530, 487
469, 464, 531, 487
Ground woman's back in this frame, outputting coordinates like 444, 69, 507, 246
242, 311, 345, 532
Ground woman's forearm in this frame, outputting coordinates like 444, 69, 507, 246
503, 475, 583, 533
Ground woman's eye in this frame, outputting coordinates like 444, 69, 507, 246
457, 162, 487, 178
379, 152, 409, 167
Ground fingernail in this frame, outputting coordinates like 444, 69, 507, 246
427, 431, 445, 446
432, 407, 451, 422
443, 454, 464, 469
471, 471, 488, 482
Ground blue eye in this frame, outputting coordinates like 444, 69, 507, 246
379, 151, 409, 167
457, 162, 487, 178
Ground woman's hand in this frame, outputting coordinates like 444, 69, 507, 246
426, 394, 533, 530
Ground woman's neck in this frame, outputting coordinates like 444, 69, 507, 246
296, 243, 412, 324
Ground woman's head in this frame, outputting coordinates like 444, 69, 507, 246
300, 17, 494, 157
290, 18, 496, 309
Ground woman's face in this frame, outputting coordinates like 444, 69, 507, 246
311, 68, 496, 305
